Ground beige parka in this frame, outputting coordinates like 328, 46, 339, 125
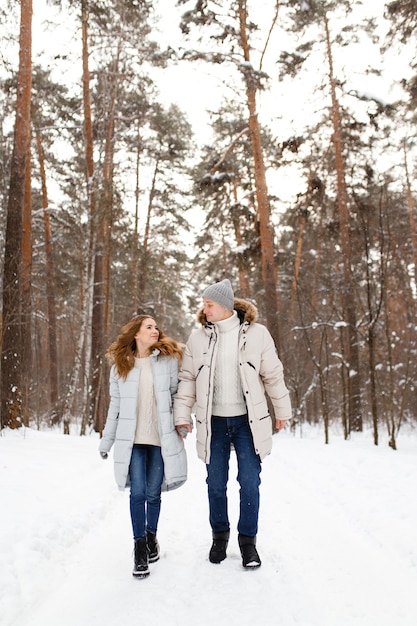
173, 298, 292, 464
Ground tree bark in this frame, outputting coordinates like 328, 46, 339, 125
324, 14, 362, 432
35, 126, 59, 413
79, 0, 97, 434
131, 125, 141, 312
290, 210, 308, 321
138, 157, 160, 302
1, 0, 32, 429
237, 0, 281, 349
21, 141, 32, 428
91, 48, 120, 433
231, 179, 251, 298
403, 140, 417, 309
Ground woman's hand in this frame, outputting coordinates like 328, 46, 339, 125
176, 424, 192, 439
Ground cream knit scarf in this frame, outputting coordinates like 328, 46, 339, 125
212, 311, 246, 417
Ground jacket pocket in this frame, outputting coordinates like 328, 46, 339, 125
195, 406, 207, 424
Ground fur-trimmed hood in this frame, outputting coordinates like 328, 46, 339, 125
196, 297, 259, 326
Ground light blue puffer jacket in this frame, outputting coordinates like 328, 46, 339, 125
99, 350, 187, 491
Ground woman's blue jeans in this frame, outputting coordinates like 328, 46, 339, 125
129, 444, 164, 540
206, 415, 262, 537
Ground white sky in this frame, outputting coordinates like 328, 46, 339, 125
31, 0, 406, 146
27, 0, 414, 218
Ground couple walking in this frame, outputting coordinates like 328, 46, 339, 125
99, 279, 292, 578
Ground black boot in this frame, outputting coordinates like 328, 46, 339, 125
238, 533, 261, 569
146, 531, 160, 563
209, 531, 230, 563
133, 538, 150, 578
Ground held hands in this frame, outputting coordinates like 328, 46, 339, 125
176, 424, 192, 439
100, 451, 108, 459
275, 419, 287, 431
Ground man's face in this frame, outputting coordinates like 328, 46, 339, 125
203, 298, 232, 323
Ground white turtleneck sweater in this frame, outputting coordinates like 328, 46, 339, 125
212, 311, 246, 417
133, 357, 161, 446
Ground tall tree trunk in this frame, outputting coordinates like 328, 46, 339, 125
78, 0, 97, 434
138, 158, 159, 302
237, 0, 281, 349
35, 126, 59, 414
231, 179, 250, 297
1, 0, 32, 430
21, 141, 32, 428
209, 130, 251, 297
91, 48, 120, 433
63, 257, 92, 435
290, 209, 308, 322
81, 0, 96, 219
131, 126, 141, 312
299, 311, 331, 444
381, 188, 405, 450
362, 208, 380, 446
324, 14, 362, 432
403, 139, 417, 308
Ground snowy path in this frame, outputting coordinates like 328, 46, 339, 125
1, 427, 417, 626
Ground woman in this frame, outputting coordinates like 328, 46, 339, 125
99, 315, 187, 579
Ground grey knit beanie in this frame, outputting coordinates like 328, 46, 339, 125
202, 279, 234, 311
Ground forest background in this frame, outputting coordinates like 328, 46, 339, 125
1, 0, 416, 451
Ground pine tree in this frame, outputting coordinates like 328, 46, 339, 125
1, 0, 32, 429
178, 0, 283, 347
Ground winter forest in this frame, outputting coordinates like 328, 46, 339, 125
1, 0, 416, 449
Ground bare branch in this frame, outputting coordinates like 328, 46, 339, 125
259, 0, 279, 72
209, 126, 250, 174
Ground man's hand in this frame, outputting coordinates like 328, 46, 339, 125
275, 419, 287, 431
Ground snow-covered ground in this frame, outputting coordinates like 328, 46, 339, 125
1, 425, 417, 626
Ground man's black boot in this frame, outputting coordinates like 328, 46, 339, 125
238, 533, 261, 569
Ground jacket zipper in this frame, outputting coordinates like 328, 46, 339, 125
205, 328, 217, 460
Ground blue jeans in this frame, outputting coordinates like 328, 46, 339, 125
129, 444, 164, 540
206, 415, 262, 537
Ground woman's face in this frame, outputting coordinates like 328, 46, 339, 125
134, 318, 159, 351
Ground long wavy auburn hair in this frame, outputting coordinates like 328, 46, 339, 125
106, 315, 183, 379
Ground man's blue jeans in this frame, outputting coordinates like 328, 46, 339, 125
206, 415, 262, 537
129, 444, 164, 540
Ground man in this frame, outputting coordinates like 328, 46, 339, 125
174, 278, 292, 569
